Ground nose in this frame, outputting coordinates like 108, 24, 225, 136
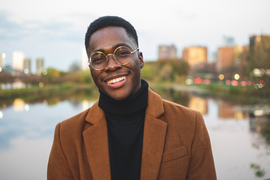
104, 54, 121, 71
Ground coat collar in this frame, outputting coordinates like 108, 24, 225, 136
83, 89, 167, 180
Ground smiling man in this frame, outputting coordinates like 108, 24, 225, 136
47, 16, 216, 180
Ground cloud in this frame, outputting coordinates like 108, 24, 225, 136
0, 11, 85, 44
0, 11, 98, 71
0, 11, 23, 40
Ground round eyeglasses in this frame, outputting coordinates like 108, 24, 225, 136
88, 46, 139, 70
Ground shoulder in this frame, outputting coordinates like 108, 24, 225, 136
60, 108, 89, 128
56, 101, 98, 135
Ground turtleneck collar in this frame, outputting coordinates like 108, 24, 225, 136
98, 79, 148, 115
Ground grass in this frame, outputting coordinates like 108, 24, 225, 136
0, 83, 95, 100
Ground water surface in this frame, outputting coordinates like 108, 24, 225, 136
0, 89, 269, 180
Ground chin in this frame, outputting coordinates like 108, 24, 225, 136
108, 91, 130, 101
110, 94, 128, 101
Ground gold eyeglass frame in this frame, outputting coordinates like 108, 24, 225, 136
88, 46, 139, 70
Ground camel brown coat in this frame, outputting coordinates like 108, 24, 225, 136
47, 89, 216, 180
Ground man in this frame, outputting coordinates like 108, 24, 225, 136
47, 16, 216, 180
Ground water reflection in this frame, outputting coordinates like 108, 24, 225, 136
151, 87, 270, 179
189, 96, 208, 115
217, 100, 249, 120
13, 98, 26, 111
0, 88, 270, 180
249, 115, 270, 178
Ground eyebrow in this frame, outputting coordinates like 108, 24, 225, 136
93, 43, 133, 53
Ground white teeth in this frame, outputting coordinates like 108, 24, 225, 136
107, 76, 126, 84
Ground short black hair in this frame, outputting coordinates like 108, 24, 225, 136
85, 16, 138, 51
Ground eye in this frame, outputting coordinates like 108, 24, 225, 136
91, 53, 106, 64
115, 47, 131, 57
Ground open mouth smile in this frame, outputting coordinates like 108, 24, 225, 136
107, 76, 126, 84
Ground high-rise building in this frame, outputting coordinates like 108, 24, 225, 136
0, 53, 6, 68
36, 58, 44, 75
182, 46, 208, 67
217, 45, 248, 71
223, 36, 235, 46
217, 47, 234, 71
81, 47, 88, 70
12, 51, 25, 71
23, 58, 31, 74
158, 45, 177, 60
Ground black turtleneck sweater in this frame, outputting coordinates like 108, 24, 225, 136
98, 80, 148, 180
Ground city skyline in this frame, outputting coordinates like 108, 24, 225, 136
1, 33, 267, 73
0, 0, 270, 71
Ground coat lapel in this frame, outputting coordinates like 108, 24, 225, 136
82, 90, 167, 180
140, 90, 167, 180
83, 102, 111, 180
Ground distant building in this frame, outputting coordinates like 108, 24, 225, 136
0, 53, 6, 68
36, 58, 44, 75
23, 58, 31, 74
12, 51, 25, 71
182, 46, 208, 67
81, 47, 88, 70
158, 45, 177, 60
217, 47, 234, 71
223, 36, 235, 46
217, 45, 248, 71
13, 79, 26, 89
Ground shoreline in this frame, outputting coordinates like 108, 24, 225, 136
1, 82, 269, 102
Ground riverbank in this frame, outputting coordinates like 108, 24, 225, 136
0, 83, 96, 100
191, 84, 270, 104
1, 82, 269, 103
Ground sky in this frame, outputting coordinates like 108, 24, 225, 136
0, 0, 270, 72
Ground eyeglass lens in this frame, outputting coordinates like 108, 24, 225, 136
90, 46, 133, 70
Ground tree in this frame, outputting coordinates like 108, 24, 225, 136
42, 68, 60, 83
69, 62, 80, 73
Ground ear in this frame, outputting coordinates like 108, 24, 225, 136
138, 52, 144, 69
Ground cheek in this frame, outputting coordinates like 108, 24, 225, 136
132, 58, 141, 69
90, 71, 99, 84
134, 60, 142, 75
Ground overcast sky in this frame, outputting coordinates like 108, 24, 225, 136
1, 0, 270, 72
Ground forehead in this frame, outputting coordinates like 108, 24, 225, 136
88, 26, 136, 53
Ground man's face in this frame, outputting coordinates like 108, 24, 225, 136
88, 26, 144, 101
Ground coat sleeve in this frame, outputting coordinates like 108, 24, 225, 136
186, 112, 217, 180
47, 123, 74, 180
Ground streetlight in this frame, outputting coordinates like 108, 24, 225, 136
219, 74, 224, 80
234, 74, 240, 80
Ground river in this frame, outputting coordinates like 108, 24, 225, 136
0, 87, 269, 180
